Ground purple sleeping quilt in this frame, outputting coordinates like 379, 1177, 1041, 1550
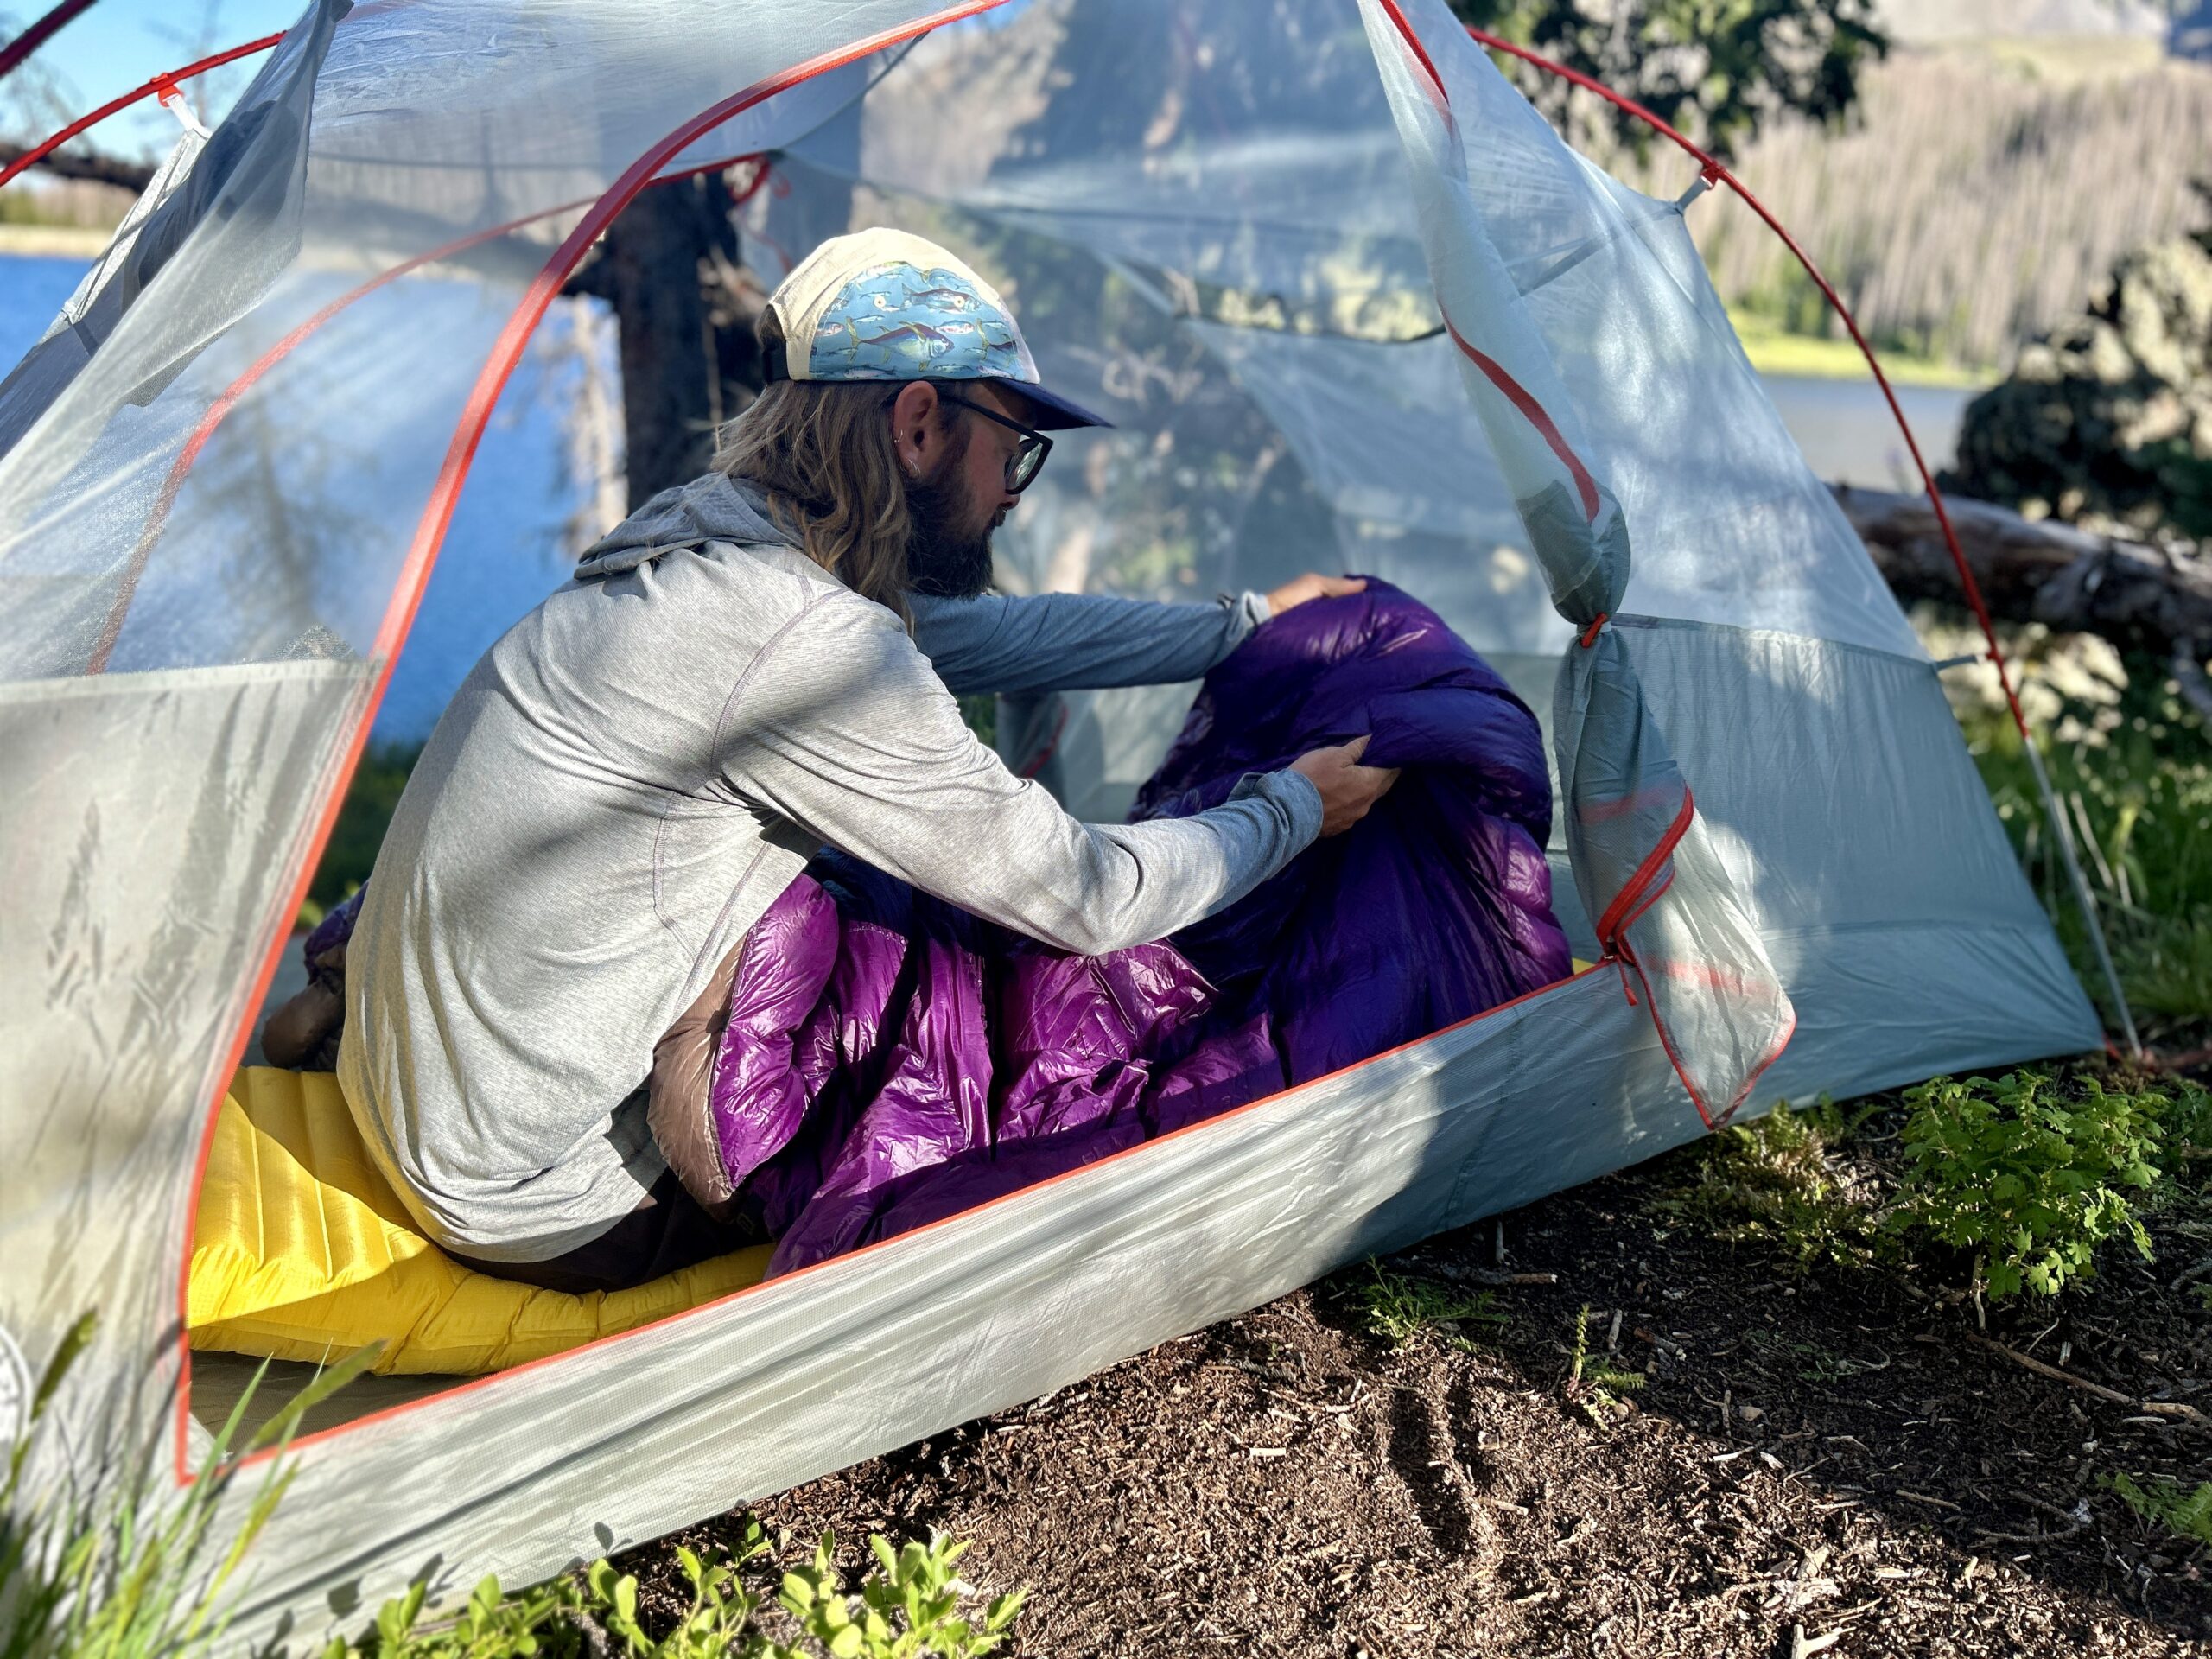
707, 582, 1573, 1275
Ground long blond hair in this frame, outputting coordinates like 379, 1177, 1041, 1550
713, 313, 915, 621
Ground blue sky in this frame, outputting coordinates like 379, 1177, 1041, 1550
5, 0, 305, 160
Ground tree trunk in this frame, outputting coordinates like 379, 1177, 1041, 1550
1831, 483, 2212, 660
563, 173, 764, 508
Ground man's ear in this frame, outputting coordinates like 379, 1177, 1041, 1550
889, 380, 943, 478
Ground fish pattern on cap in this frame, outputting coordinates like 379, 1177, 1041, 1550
807, 262, 1038, 381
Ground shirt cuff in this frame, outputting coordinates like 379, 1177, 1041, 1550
1228, 766, 1325, 849
1214, 590, 1271, 664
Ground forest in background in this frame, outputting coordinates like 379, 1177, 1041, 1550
1565, 34, 2212, 372
10, 18, 2211, 378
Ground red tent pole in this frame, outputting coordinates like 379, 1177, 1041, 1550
0, 30, 284, 188
1464, 25, 2140, 1058
0, 0, 99, 85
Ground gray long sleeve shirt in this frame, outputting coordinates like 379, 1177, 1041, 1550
337, 473, 1322, 1262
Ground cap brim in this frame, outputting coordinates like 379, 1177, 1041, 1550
1001, 378, 1114, 431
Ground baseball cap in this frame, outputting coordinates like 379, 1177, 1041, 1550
762, 228, 1111, 430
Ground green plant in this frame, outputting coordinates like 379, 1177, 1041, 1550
772, 1531, 1025, 1659
2163, 1078, 2212, 1173
1966, 653, 2212, 1046
308, 743, 423, 913
2, 1313, 375, 1659
1746, 1330, 1886, 1385
954, 695, 996, 749
1653, 1096, 1886, 1273
332, 1522, 1025, 1659
1892, 1071, 2165, 1300
1347, 1261, 1506, 1351
1564, 1305, 1645, 1429
2107, 1472, 2212, 1549
332, 1574, 586, 1658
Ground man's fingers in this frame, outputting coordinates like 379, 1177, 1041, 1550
1266, 572, 1369, 615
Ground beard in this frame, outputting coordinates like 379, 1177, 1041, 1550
902, 430, 996, 600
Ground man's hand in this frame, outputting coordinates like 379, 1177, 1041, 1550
1265, 573, 1367, 617
1290, 735, 1401, 837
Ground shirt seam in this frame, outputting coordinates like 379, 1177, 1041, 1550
653, 577, 834, 955
709, 585, 837, 760
690, 842, 772, 996
650, 801, 689, 951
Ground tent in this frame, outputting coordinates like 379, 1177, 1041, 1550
0, 0, 2100, 1639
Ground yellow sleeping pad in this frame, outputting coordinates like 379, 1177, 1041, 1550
189, 1067, 772, 1376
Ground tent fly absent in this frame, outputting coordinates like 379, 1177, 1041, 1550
0, 0, 2097, 1642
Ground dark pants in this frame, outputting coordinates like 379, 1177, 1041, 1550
449, 1169, 767, 1296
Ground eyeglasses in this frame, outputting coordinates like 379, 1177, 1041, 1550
936, 390, 1054, 493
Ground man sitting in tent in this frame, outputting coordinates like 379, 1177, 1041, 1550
334, 229, 1399, 1294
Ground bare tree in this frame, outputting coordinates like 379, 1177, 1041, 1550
563, 173, 766, 508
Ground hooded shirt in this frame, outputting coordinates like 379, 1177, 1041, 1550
336, 473, 1323, 1262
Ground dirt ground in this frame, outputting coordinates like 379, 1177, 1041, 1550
633, 1090, 2211, 1659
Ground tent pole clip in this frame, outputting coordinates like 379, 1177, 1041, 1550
155, 77, 210, 139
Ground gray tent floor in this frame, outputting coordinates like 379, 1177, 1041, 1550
188, 1352, 464, 1453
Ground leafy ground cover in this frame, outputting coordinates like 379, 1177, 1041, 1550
3, 1332, 1025, 1659
1964, 648, 2212, 1062
317, 1526, 1022, 1658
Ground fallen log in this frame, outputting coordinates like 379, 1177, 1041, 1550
1832, 482, 2212, 659
1833, 483, 2212, 720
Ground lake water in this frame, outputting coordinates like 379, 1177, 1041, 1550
2, 253, 1981, 740
1, 253, 578, 739
1764, 374, 1977, 494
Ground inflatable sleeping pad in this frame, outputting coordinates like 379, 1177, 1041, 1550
188, 1067, 771, 1376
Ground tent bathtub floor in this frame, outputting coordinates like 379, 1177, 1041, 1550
187, 1352, 466, 1453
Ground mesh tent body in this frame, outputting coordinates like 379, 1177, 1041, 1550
0, 0, 2095, 1637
